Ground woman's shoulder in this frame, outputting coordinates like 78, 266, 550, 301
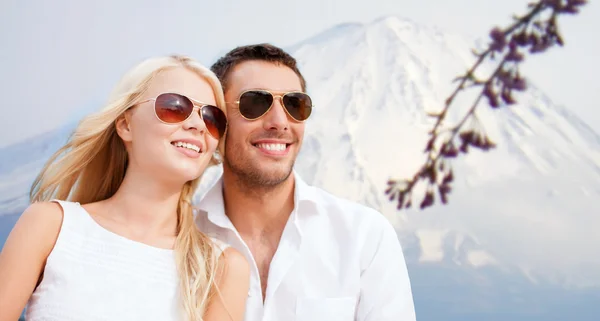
21, 199, 86, 230
208, 237, 247, 267
20, 201, 65, 229
14, 199, 93, 253
208, 236, 230, 256
1, 201, 66, 268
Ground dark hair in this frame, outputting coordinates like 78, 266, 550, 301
210, 43, 307, 93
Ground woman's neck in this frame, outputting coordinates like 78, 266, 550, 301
103, 166, 184, 237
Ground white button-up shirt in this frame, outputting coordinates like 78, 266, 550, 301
194, 171, 416, 321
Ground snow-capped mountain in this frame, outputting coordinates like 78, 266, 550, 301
287, 16, 600, 287
1, 15, 599, 320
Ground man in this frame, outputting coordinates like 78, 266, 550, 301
195, 43, 416, 321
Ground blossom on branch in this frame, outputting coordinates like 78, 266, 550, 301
385, 0, 587, 210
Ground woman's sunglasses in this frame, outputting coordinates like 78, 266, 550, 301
137, 93, 228, 139
229, 89, 313, 122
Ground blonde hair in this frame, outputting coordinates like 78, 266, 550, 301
29, 55, 226, 320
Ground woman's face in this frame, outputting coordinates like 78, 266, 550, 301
117, 66, 222, 184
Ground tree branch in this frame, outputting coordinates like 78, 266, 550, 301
385, 0, 587, 210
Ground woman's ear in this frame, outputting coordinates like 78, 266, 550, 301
115, 110, 133, 142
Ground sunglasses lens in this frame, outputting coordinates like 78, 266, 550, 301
283, 92, 312, 121
238, 90, 274, 119
155, 93, 194, 123
201, 105, 228, 139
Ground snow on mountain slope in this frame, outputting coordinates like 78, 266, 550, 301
0, 15, 599, 288
286, 16, 600, 286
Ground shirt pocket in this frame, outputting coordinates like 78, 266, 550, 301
295, 296, 357, 321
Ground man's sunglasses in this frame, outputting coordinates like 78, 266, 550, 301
137, 93, 228, 139
229, 90, 313, 122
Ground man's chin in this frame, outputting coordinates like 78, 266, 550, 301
224, 153, 295, 186
243, 163, 293, 187
260, 165, 293, 181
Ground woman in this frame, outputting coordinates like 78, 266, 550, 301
0, 55, 249, 320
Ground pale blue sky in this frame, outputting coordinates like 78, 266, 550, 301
0, 0, 597, 147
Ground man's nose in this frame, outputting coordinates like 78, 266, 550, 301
262, 98, 289, 131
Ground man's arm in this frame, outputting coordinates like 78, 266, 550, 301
356, 211, 416, 321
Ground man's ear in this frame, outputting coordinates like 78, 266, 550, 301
115, 110, 133, 142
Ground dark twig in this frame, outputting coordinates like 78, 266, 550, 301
385, 0, 587, 210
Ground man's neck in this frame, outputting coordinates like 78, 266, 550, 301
221, 171, 296, 238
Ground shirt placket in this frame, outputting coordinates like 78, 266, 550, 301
262, 210, 302, 320
221, 211, 302, 321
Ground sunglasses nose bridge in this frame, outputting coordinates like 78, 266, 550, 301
193, 105, 203, 118
272, 94, 284, 108
182, 105, 208, 130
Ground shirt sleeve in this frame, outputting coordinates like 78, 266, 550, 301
356, 211, 417, 321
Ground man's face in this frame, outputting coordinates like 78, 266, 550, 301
223, 60, 305, 187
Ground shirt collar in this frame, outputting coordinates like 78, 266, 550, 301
195, 170, 322, 231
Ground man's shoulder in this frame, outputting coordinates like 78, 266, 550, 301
303, 182, 403, 263
303, 182, 391, 229
309, 184, 377, 213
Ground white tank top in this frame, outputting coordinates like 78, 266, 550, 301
25, 200, 228, 321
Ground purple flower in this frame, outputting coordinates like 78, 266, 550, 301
490, 28, 506, 52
